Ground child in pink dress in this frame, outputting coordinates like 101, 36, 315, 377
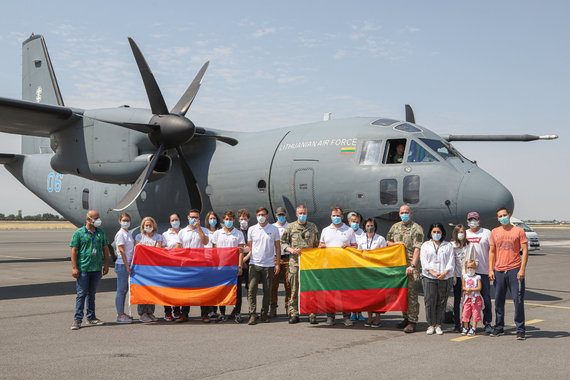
462, 259, 483, 336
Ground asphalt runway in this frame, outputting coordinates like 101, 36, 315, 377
0, 228, 569, 379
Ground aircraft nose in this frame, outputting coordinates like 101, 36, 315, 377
458, 167, 514, 227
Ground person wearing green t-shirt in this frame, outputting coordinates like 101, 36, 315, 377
70, 210, 110, 330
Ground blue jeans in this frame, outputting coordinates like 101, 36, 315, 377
479, 273, 492, 326
115, 264, 129, 314
75, 271, 102, 322
494, 268, 525, 332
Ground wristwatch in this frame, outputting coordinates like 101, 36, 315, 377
410, 264, 416, 268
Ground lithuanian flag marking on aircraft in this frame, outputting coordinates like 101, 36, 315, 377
340, 146, 356, 154
299, 245, 408, 314
130, 245, 238, 306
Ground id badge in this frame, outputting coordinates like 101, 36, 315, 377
92, 248, 97, 255
434, 257, 440, 264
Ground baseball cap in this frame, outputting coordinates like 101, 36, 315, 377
276, 207, 287, 215
467, 211, 480, 220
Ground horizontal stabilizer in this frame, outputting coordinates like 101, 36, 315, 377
0, 97, 82, 137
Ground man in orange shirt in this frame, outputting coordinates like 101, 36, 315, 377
488, 207, 528, 340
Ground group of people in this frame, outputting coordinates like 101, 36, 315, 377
70, 204, 529, 340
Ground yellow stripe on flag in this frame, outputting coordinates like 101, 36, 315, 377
300, 245, 407, 270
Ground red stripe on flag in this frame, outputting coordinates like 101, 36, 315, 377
132, 245, 238, 267
299, 288, 408, 314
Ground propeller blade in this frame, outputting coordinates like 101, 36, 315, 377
171, 61, 210, 116
194, 128, 238, 146
113, 144, 165, 211
405, 104, 415, 124
175, 146, 203, 211
83, 116, 156, 134
128, 37, 169, 115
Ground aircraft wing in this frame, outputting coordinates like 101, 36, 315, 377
0, 97, 82, 137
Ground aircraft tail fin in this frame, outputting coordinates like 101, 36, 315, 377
21, 34, 63, 154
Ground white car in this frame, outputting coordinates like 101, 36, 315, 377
510, 217, 540, 252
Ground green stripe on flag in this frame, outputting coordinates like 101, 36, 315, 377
300, 265, 407, 292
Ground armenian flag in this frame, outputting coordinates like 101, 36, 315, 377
299, 245, 408, 314
340, 146, 356, 154
130, 245, 239, 306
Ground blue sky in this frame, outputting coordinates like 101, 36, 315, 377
0, 1, 568, 220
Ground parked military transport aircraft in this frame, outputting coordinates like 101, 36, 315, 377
0, 34, 557, 236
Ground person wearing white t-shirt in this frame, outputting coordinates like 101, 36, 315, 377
357, 218, 388, 328
246, 207, 281, 325
348, 213, 366, 322
135, 216, 165, 323
212, 210, 246, 323
319, 206, 357, 327
161, 213, 185, 322
270, 207, 290, 318
176, 209, 211, 323
204, 211, 220, 248
114, 213, 134, 324
465, 211, 493, 334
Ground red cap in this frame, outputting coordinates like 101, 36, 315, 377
467, 211, 480, 220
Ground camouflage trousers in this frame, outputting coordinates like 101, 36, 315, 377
288, 255, 300, 317
403, 270, 420, 323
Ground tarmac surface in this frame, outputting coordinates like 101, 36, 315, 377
0, 227, 569, 379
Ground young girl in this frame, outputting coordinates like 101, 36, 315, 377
450, 224, 474, 332
462, 259, 483, 336
135, 216, 164, 323
114, 213, 134, 323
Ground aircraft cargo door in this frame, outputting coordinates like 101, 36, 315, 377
293, 166, 317, 213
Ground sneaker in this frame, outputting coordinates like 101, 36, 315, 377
248, 314, 257, 325
426, 326, 435, 335
164, 313, 174, 322
364, 322, 372, 327
288, 316, 300, 324
116, 314, 132, 324
371, 323, 381, 328
435, 326, 444, 335
326, 316, 334, 326
485, 324, 493, 334
490, 328, 504, 337
309, 314, 318, 324
343, 317, 353, 327
86, 318, 105, 326
139, 314, 152, 323
461, 327, 469, 336
202, 315, 211, 323
148, 314, 158, 322
517, 332, 526, 340
216, 314, 227, 323
468, 328, 476, 336
234, 313, 242, 324
261, 313, 270, 323
175, 314, 188, 323
173, 311, 181, 319
358, 314, 366, 321
403, 322, 416, 333
397, 319, 409, 329
70, 321, 81, 330
349, 314, 357, 321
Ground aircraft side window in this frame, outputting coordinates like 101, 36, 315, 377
359, 140, 382, 165
380, 179, 398, 205
403, 175, 420, 204
82, 189, 89, 210
383, 139, 407, 164
407, 140, 438, 163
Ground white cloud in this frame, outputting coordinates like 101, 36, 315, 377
252, 27, 276, 39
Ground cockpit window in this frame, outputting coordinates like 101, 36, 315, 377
420, 138, 456, 160
383, 139, 406, 164
359, 140, 382, 165
372, 118, 399, 126
407, 140, 438, 162
394, 123, 422, 133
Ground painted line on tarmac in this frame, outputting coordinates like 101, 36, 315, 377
0, 255, 42, 260
450, 319, 543, 342
523, 302, 570, 310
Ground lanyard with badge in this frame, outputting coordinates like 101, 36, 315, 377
432, 242, 441, 264
366, 235, 376, 250
89, 228, 98, 256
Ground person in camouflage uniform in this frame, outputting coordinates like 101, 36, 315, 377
280, 205, 320, 324
387, 204, 424, 333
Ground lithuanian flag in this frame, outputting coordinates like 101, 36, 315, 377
340, 146, 356, 154
299, 245, 408, 314
130, 245, 239, 306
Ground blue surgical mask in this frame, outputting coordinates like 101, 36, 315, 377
298, 214, 307, 223
224, 220, 233, 229
120, 221, 130, 229
350, 222, 359, 230
189, 218, 197, 226
277, 216, 286, 224
499, 216, 510, 225
209, 219, 217, 227
332, 216, 342, 225
171, 221, 180, 229
400, 213, 410, 223
432, 233, 442, 241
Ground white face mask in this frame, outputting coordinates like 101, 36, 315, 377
467, 269, 476, 276
121, 221, 130, 229
457, 233, 465, 241
92, 218, 102, 227
240, 220, 248, 229
144, 226, 153, 233
468, 220, 479, 229
257, 215, 267, 224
